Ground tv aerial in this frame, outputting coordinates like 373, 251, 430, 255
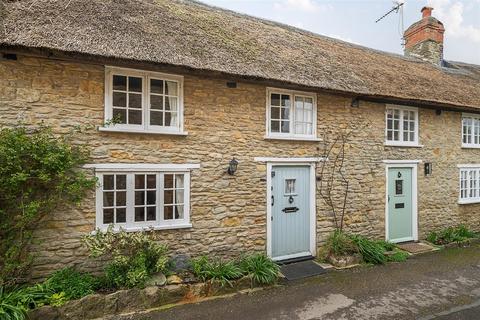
375, 1, 406, 47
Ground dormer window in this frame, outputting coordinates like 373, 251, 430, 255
101, 67, 186, 135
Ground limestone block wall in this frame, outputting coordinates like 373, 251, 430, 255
0, 54, 479, 279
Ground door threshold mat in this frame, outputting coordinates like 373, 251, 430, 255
396, 241, 436, 254
279, 260, 327, 281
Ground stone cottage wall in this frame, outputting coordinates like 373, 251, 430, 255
1, 55, 479, 279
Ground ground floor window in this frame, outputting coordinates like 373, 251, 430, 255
459, 166, 480, 204
91, 164, 197, 231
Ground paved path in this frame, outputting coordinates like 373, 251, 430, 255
119, 245, 480, 320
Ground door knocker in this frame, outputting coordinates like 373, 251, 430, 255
288, 195, 294, 204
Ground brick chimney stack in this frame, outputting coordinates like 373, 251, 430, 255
404, 7, 445, 66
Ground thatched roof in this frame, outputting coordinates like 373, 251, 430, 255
1, 0, 479, 109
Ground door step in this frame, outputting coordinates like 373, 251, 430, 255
276, 255, 314, 265
279, 259, 326, 281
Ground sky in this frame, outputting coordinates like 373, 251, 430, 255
201, 0, 480, 64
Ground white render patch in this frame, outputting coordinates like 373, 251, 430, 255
297, 294, 355, 319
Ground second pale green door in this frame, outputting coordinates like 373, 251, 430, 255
387, 167, 414, 242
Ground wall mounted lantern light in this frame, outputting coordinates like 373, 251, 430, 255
227, 158, 239, 175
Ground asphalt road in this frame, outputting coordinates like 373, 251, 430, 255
112, 244, 480, 320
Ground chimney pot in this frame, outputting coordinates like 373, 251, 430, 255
404, 6, 445, 65
421, 7, 433, 18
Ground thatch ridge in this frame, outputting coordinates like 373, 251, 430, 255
1, 0, 479, 109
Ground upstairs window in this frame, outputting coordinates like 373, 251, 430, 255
266, 88, 317, 140
385, 105, 419, 146
103, 67, 184, 134
462, 114, 480, 148
459, 166, 480, 204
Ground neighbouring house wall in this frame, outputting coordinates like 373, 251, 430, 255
1, 55, 479, 280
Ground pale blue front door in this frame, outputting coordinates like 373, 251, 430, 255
271, 166, 311, 259
387, 167, 414, 242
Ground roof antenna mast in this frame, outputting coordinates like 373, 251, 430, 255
375, 1, 405, 47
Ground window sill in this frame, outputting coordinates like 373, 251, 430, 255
98, 126, 188, 136
93, 223, 193, 233
264, 135, 322, 142
458, 200, 480, 205
461, 145, 480, 149
384, 142, 423, 148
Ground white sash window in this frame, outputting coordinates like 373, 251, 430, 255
462, 114, 480, 148
266, 88, 318, 141
102, 67, 185, 135
459, 165, 480, 204
385, 105, 419, 147
87, 164, 199, 231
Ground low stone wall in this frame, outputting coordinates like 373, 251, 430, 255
29, 277, 257, 320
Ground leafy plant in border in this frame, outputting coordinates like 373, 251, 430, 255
238, 254, 279, 286
0, 125, 96, 286
190, 256, 242, 287
427, 225, 477, 245
325, 229, 359, 257
83, 227, 170, 289
375, 240, 396, 252
0, 283, 53, 320
386, 250, 409, 263
45, 267, 98, 300
349, 234, 387, 265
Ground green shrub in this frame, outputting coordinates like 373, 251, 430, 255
45, 267, 98, 300
83, 227, 170, 289
190, 256, 242, 287
48, 292, 68, 307
427, 225, 476, 245
0, 286, 28, 320
456, 225, 475, 238
349, 235, 387, 265
325, 230, 358, 257
0, 284, 53, 320
376, 240, 396, 252
426, 231, 439, 244
238, 254, 279, 285
386, 250, 409, 263
0, 126, 96, 286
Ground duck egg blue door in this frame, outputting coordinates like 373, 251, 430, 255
271, 166, 311, 259
388, 167, 413, 242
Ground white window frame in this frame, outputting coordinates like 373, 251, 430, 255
101, 66, 186, 135
87, 163, 199, 231
462, 113, 480, 148
385, 105, 420, 147
265, 87, 319, 141
458, 164, 480, 204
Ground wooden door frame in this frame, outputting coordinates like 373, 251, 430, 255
383, 160, 420, 243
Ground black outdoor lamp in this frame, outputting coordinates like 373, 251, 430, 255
227, 158, 239, 175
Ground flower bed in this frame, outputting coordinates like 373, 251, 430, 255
1, 228, 280, 320
426, 225, 478, 247
29, 277, 257, 320
318, 230, 409, 268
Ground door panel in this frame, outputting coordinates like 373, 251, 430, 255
388, 167, 413, 242
271, 166, 310, 259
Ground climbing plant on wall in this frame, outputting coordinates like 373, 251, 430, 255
0, 125, 96, 286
